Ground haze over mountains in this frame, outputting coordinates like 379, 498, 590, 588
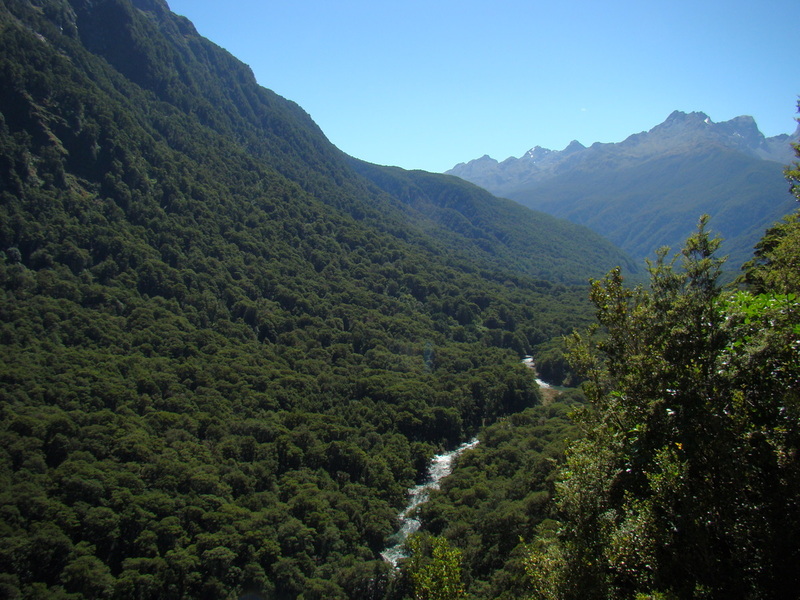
448, 110, 800, 268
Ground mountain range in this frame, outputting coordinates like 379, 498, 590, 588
448, 110, 799, 269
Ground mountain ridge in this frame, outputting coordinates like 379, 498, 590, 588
449, 110, 797, 191
50, 0, 635, 284
447, 110, 799, 267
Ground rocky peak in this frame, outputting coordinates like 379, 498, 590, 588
664, 110, 711, 124
470, 154, 498, 166
715, 115, 764, 148
447, 110, 798, 189
525, 146, 552, 162
562, 140, 586, 155
653, 110, 713, 135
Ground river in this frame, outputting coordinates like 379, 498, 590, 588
380, 356, 547, 566
522, 355, 553, 389
380, 438, 479, 567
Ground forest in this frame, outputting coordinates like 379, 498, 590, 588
0, 0, 798, 599
423, 211, 800, 600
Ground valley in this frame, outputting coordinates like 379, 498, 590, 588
0, 0, 607, 597
0, 1, 797, 599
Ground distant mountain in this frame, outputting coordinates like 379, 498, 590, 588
448, 111, 799, 269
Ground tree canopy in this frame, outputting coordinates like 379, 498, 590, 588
526, 212, 799, 599
0, 0, 606, 598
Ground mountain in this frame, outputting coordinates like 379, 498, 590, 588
448, 111, 799, 268
0, 0, 635, 598
347, 158, 640, 282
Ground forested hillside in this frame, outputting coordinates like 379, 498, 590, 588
0, 0, 632, 598
415, 215, 800, 600
348, 159, 640, 284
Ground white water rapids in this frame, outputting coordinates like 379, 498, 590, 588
380, 357, 546, 566
380, 438, 479, 567
522, 355, 553, 389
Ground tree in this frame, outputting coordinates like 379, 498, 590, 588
527, 215, 800, 599
740, 212, 800, 293
407, 534, 465, 600
784, 100, 800, 202
742, 101, 800, 294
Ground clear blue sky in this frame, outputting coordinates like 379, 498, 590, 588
166, 0, 799, 173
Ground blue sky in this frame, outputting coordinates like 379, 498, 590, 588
166, 0, 799, 173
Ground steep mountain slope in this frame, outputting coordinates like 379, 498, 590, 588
448, 111, 799, 268
0, 1, 629, 598
33, 0, 631, 287
348, 159, 640, 282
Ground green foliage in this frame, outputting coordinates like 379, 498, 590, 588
528, 216, 800, 599
784, 100, 800, 202
740, 211, 800, 294
0, 1, 608, 598
531, 338, 578, 386
409, 401, 580, 599
407, 534, 465, 600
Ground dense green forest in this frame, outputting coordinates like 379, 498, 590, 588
0, 0, 621, 598
407, 210, 799, 600
347, 159, 641, 285
1, 0, 797, 599
411, 211, 800, 600
414, 397, 583, 599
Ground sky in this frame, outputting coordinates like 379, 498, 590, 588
166, 0, 799, 173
